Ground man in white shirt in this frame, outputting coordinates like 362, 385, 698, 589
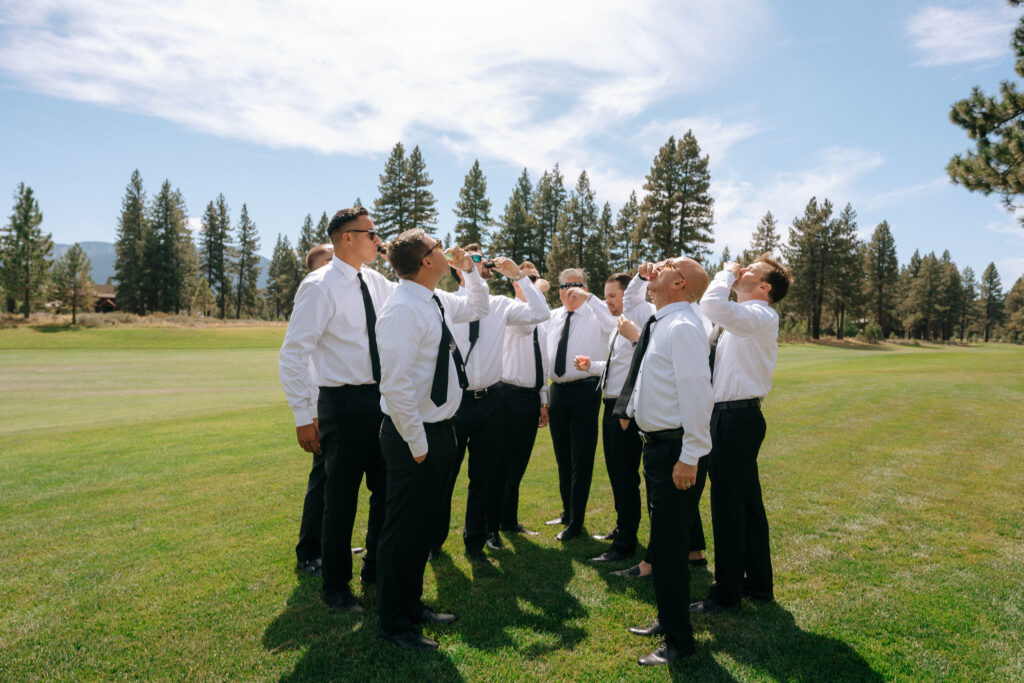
375, 229, 489, 651
613, 256, 712, 665
433, 246, 550, 565
494, 262, 551, 539
543, 268, 617, 541
278, 208, 390, 612
690, 255, 792, 614
573, 272, 652, 562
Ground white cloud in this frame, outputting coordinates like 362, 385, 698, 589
906, 3, 1019, 66
633, 115, 764, 165
862, 177, 950, 211
0, 0, 769, 177
187, 216, 203, 234
997, 256, 1024, 284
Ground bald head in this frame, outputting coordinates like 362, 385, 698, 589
675, 257, 709, 302
648, 256, 709, 309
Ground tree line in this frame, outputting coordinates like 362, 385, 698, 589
2, 133, 1023, 342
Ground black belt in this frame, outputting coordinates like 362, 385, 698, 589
713, 398, 762, 412
319, 383, 379, 393
602, 397, 619, 407
553, 376, 599, 387
463, 382, 500, 400
499, 382, 540, 395
638, 428, 685, 445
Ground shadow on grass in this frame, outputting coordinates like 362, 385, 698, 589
262, 572, 463, 682
29, 323, 77, 333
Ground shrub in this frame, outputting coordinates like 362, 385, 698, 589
863, 322, 883, 343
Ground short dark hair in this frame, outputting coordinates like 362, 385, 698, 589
606, 272, 631, 292
519, 260, 537, 272
389, 228, 431, 279
464, 243, 482, 253
326, 207, 369, 236
305, 243, 333, 271
756, 254, 793, 303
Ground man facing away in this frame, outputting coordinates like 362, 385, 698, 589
434, 246, 549, 565
543, 268, 617, 541
279, 209, 388, 611
613, 256, 712, 665
375, 229, 489, 651
690, 254, 792, 615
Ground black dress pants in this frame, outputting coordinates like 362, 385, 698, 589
643, 437, 708, 652
601, 398, 642, 555
547, 378, 601, 531
317, 384, 386, 595
378, 415, 457, 636
706, 405, 772, 606
295, 447, 325, 563
496, 384, 542, 531
434, 386, 503, 553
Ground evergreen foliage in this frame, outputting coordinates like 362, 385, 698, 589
234, 204, 261, 318
979, 262, 1005, 341
530, 165, 567, 275
610, 191, 641, 272
51, 242, 94, 324
546, 171, 599, 299
1004, 275, 1024, 341
742, 211, 783, 263
406, 146, 438, 234
584, 201, 613, 285
144, 181, 194, 314
267, 233, 302, 320
453, 160, 492, 247
864, 221, 900, 336
786, 197, 834, 339
826, 204, 863, 339
960, 266, 979, 341
490, 169, 534, 264
296, 213, 320, 258
0, 183, 52, 317
373, 143, 411, 242
113, 170, 149, 315
200, 194, 232, 319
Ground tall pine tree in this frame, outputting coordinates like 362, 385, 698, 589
113, 170, 149, 314
453, 160, 492, 247
530, 165, 567, 275
546, 171, 599, 294
200, 194, 232, 319
490, 169, 535, 264
864, 220, 899, 336
296, 213, 321, 258
406, 145, 438, 234
0, 183, 52, 317
742, 211, 782, 263
785, 197, 834, 339
267, 234, 302, 319
826, 203, 863, 339
373, 143, 411, 242
234, 204, 261, 318
979, 262, 1004, 341
144, 181, 194, 313
51, 242, 94, 324
611, 191, 641, 272
959, 266, 979, 341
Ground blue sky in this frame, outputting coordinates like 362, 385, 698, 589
2, 0, 1023, 286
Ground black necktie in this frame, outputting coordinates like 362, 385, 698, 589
612, 314, 657, 418
598, 330, 619, 394
532, 327, 543, 389
431, 295, 469, 406
466, 320, 480, 362
357, 272, 381, 383
708, 324, 724, 383
553, 310, 573, 377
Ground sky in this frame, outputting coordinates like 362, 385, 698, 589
1, 0, 1023, 286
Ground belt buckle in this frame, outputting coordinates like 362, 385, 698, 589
639, 432, 651, 445
473, 388, 487, 399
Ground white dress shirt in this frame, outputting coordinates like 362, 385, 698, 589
452, 276, 550, 390
622, 301, 713, 465
376, 270, 489, 458
587, 275, 656, 398
543, 295, 617, 384
278, 256, 396, 426
502, 322, 551, 403
700, 270, 779, 404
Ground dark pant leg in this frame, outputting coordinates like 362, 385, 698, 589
742, 416, 773, 595
547, 383, 573, 521
567, 383, 601, 531
361, 432, 387, 578
433, 394, 473, 549
707, 407, 768, 606
377, 417, 455, 635
644, 439, 707, 652
463, 389, 502, 552
602, 399, 642, 554
295, 447, 326, 563
318, 385, 383, 596
498, 388, 541, 529
690, 508, 706, 552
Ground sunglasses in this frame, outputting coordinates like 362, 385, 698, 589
559, 282, 584, 290
528, 275, 539, 282
345, 229, 378, 240
420, 238, 443, 261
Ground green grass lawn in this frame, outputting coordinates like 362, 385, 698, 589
1, 326, 1022, 681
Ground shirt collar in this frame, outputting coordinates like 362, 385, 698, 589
654, 300, 691, 320
399, 278, 435, 301
331, 255, 359, 281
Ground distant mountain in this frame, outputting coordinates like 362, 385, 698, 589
53, 241, 272, 288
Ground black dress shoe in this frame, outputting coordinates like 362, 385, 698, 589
555, 527, 582, 542
544, 515, 567, 526
321, 590, 363, 613
382, 630, 438, 651
485, 533, 504, 551
360, 570, 376, 584
610, 564, 651, 578
416, 608, 458, 624
501, 523, 539, 536
589, 549, 631, 563
637, 639, 693, 665
466, 549, 493, 567
628, 620, 664, 637
689, 598, 740, 614
742, 587, 774, 602
592, 529, 619, 541
296, 557, 322, 577
688, 557, 708, 567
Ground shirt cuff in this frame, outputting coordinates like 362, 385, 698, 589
292, 408, 314, 427
410, 435, 429, 459
677, 450, 701, 466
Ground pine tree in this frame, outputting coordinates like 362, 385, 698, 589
200, 194, 232, 319
864, 220, 899, 336
937, 251, 963, 341
191, 276, 216, 317
296, 213, 321, 257
453, 160, 492, 247
113, 170, 149, 314
0, 183, 52, 317
979, 262, 1005, 341
406, 146, 438, 234
530, 165, 567, 274
490, 169, 535, 264
611, 191, 641, 272
51, 243, 94, 324
905, 253, 943, 340
373, 143, 411, 242
144, 181, 194, 313
826, 203, 863, 339
546, 171, 599, 294
267, 233, 302, 319
584, 201, 613, 285
1003, 275, 1024, 342
234, 204, 261, 318
742, 211, 783, 264
785, 197, 834, 339
896, 250, 923, 338
638, 131, 715, 263
959, 266, 979, 341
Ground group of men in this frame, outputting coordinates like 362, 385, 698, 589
278, 206, 792, 664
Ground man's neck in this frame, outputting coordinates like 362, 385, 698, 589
410, 271, 439, 291
336, 248, 364, 271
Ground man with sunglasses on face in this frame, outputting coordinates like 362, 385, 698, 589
432, 245, 550, 565
375, 229, 489, 651
279, 207, 390, 613
542, 268, 617, 541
